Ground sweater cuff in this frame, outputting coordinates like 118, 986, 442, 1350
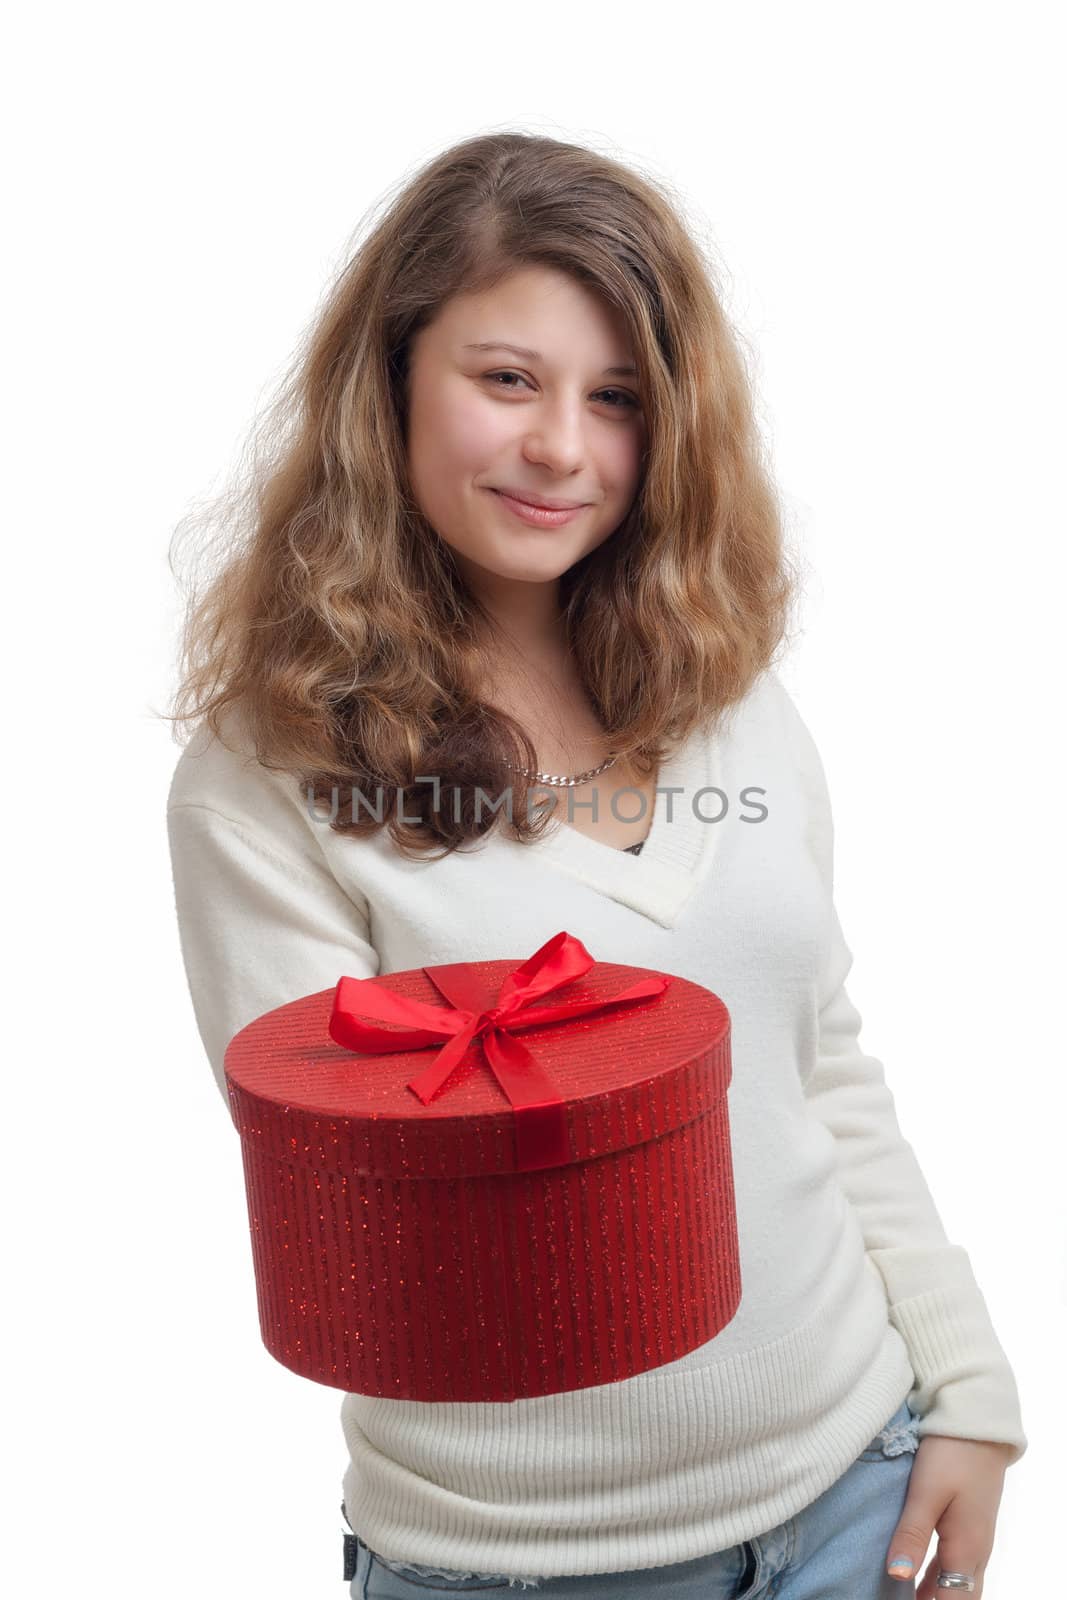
868, 1243, 1028, 1465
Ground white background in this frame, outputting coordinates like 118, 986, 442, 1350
5, 1, 1062, 1594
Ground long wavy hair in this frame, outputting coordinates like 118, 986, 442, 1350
163, 130, 805, 858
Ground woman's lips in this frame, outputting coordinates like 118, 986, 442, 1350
487, 488, 588, 527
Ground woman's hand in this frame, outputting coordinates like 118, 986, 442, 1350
885, 1434, 1015, 1597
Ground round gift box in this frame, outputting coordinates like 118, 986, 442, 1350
223, 946, 740, 1402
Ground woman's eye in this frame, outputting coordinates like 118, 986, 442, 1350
484, 371, 638, 410
485, 370, 530, 392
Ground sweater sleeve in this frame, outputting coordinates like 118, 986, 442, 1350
773, 676, 1028, 1464
166, 801, 380, 1114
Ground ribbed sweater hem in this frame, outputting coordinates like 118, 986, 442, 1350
340, 1257, 914, 1580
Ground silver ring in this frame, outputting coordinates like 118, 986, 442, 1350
936, 1573, 977, 1591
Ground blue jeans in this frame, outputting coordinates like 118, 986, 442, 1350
344, 1397, 920, 1599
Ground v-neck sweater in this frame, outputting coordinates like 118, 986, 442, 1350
165, 667, 1026, 1584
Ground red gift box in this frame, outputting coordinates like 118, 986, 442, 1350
223, 930, 741, 1402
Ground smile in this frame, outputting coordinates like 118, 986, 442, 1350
487, 489, 588, 528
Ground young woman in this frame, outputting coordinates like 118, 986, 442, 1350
164, 132, 1025, 1600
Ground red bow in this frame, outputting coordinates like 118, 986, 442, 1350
328, 930, 672, 1171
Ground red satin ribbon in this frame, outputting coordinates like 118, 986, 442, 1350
328, 930, 672, 1171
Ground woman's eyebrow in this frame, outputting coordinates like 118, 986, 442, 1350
462, 340, 638, 378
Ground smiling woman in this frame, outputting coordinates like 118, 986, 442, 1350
163, 128, 1024, 1600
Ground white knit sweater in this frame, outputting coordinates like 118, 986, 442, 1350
165, 667, 1027, 1584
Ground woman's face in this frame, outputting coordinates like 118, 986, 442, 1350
404, 264, 648, 600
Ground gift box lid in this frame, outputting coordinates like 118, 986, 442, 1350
224, 935, 731, 1182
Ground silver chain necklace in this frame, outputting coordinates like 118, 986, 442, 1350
501, 752, 619, 788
